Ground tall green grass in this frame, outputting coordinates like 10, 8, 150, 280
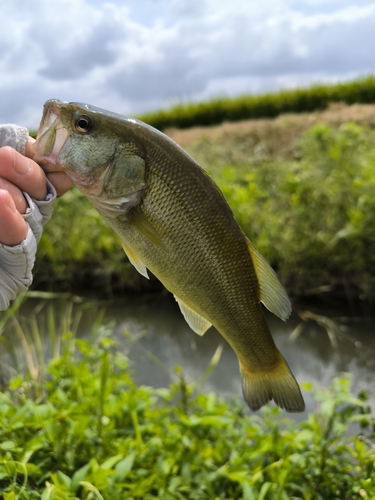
0, 303, 374, 499
139, 75, 375, 130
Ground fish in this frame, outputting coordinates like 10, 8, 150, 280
31, 99, 305, 412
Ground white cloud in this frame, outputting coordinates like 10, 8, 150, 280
1, 0, 375, 128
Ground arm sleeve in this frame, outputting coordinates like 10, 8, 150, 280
0, 227, 37, 310
22, 179, 57, 243
0, 124, 30, 155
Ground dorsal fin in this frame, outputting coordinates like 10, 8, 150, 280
246, 239, 291, 321
121, 241, 149, 279
174, 295, 212, 335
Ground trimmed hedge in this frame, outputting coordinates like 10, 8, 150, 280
138, 75, 375, 130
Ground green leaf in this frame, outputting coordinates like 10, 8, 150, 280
71, 463, 90, 493
258, 482, 272, 500
0, 441, 16, 451
52, 470, 72, 490
114, 453, 136, 480
101, 454, 123, 470
295, 430, 314, 443
243, 481, 256, 500
79, 481, 105, 500
3, 492, 16, 500
301, 382, 313, 391
320, 399, 335, 417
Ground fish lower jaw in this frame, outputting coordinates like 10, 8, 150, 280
27, 142, 59, 172
40, 157, 64, 173
32, 109, 70, 173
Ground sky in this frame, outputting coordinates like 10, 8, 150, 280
1, 0, 375, 129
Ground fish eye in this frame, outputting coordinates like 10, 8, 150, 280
74, 115, 93, 133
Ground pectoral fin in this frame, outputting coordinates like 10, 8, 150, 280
174, 295, 212, 335
247, 239, 291, 321
121, 241, 149, 279
130, 209, 166, 250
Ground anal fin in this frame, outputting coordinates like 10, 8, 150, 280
247, 239, 291, 321
174, 295, 212, 336
121, 242, 149, 279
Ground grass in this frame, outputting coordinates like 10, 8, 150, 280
0, 304, 375, 499
138, 75, 375, 130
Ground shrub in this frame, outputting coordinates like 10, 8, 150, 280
0, 327, 374, 499
139, 75, 375, 130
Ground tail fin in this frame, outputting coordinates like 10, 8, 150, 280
239, 353, 305, 413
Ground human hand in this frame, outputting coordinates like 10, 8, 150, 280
0, 137, 73, 246
0, 124, 73, 310
0, 146, 48, 246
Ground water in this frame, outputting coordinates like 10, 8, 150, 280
2, 293, 375, 417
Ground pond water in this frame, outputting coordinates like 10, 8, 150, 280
1, 293, 375, 418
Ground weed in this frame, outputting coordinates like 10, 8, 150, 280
0, 319, 374, 498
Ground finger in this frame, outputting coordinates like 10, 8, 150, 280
0, 146, 47, 201
46, 172, 74, 197
0, 178, 27, 213
0, 189, 28, 246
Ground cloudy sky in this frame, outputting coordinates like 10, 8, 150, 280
1, 0, 375, 129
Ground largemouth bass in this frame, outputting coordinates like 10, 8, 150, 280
32, 99, 305, 412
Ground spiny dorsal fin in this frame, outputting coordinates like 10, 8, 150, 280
247, 239, 291, 321
174, 295, 212, 335
121, 241, 149, 279
130, 209, 166, 250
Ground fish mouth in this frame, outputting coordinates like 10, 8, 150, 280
31, 99, 70, 173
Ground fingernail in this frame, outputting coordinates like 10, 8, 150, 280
13, 153, 31, 175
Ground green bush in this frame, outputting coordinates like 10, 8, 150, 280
214, 122, 375, 297
0, 326, 374, 499
139, 75, 375, 130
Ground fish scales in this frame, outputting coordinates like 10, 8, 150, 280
31, 99, 305, 412
138, 138, 278, 366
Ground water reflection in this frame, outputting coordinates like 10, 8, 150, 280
1, 294, 375, 417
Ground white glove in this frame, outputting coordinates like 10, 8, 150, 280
0, 124, 56, 310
